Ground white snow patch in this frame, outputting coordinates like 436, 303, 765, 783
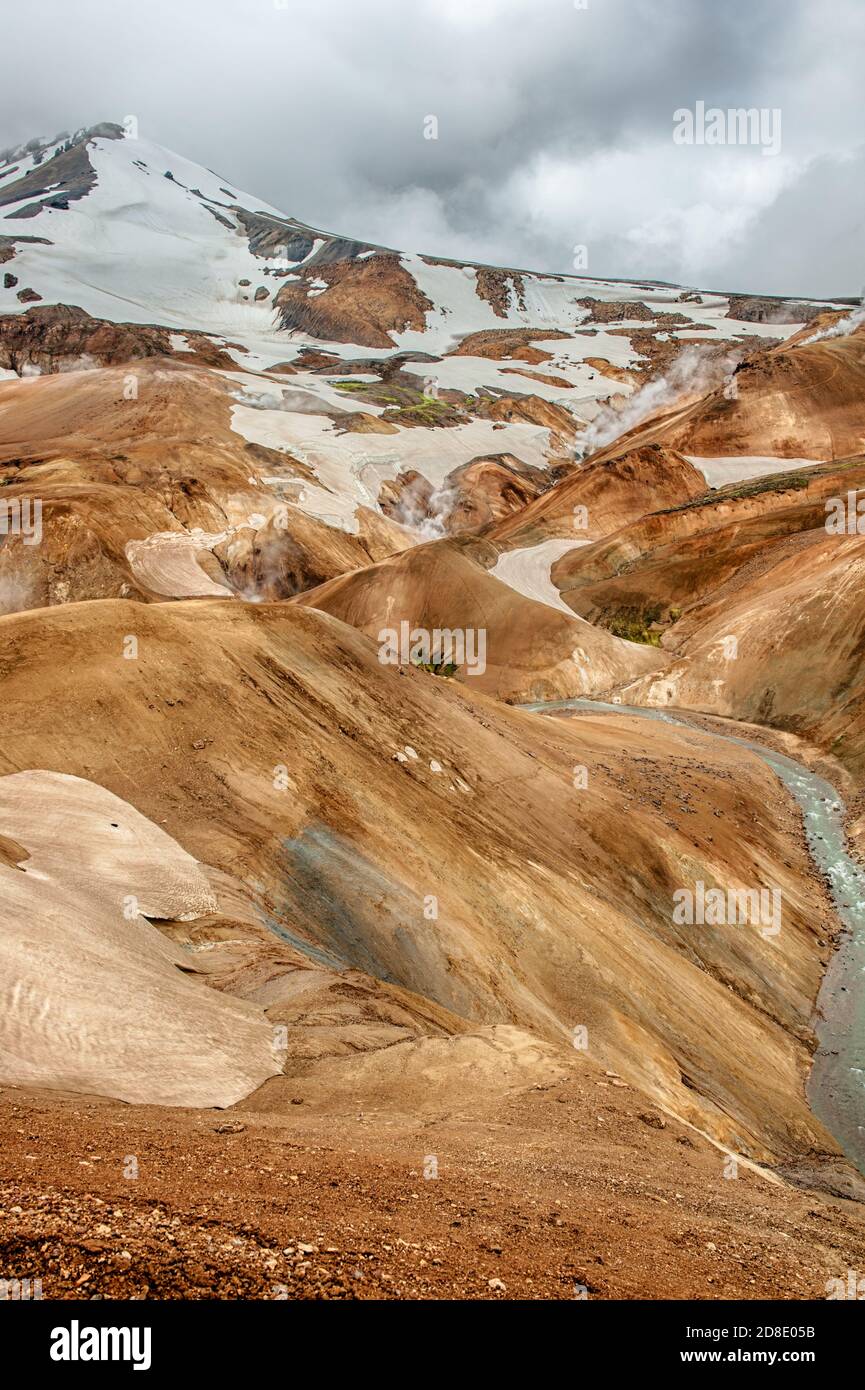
685, 455, 825, 488
229, 397, 554, 534
125, 530, 234, 598
400, 352, 628, 409
0, 770, 279, 1107
490, 539, 590, 617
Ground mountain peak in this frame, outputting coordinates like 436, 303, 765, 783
0, 120, 124, 170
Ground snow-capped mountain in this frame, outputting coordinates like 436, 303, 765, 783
1, 122, 820, 362
1, 122, 837, 577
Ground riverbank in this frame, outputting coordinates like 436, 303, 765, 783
520, 697, 865, 1186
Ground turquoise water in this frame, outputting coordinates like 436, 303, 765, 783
519, 697, 865, 1174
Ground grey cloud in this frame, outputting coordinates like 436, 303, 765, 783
713, 148, 865, 298
0, 0, 861, 297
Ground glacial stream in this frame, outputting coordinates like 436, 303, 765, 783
520, 697, 865, 1176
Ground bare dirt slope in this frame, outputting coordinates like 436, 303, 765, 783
543, 457, 865, 775
488, 443, 708, 546
296, 535, 663, 701
586, 321, 865, 469
619, 531, 865, 776
0, 595, 850, 1181
0, 353, 410, 612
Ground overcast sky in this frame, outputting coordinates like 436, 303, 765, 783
1, 0, 862, 298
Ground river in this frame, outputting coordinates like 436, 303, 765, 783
520, 697, 865, 1176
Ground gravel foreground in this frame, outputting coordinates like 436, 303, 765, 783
3, 1077, 865, 1302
